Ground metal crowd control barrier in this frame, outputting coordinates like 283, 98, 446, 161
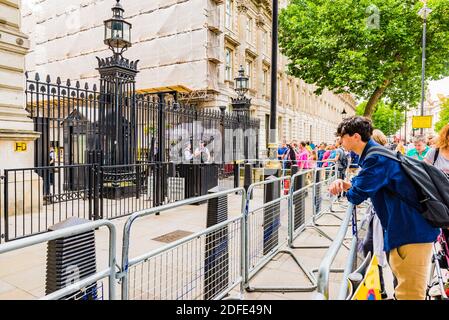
120, 187, 246, 300
0, 220, 117, 300
315, 203, 356, 300
291, 164, 350, 251
243, 175, 293, 291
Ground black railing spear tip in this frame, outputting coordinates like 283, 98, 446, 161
35, 73, 40, 81
46, 75, 51, 83
93, 84, 97, 92
76, 81, 80, 89
25, 71, 28, 79
66, 79, 71, 87
85, 82, 89, 90
56, 77, 61, 85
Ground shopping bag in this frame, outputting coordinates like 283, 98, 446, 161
352, 255, 382, 300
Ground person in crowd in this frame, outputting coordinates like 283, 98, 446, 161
425, 124, 449, 177
281, 142, 297, 169
407, 135, 430, 161
427, 134, 436, 147
278, 140, 288, 160
194, 140, 211, 163
348, 150, 360, 177
329, 116, 440, 300
184, 143, 193, 162
296, 142, 311, 170
317, 143, 327, 167
395, 139, 406, 155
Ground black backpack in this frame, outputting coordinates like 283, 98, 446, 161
365, 146, 449, 228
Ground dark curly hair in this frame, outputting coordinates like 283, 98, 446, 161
336, 116, 373, 142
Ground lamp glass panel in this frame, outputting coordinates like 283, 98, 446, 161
123, 23, 131, 42
112, 20, 124, 39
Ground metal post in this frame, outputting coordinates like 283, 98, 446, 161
3, 173, 8, 242
291, 165, 305, 235
263, 175, 280, 255
268, 0, 279, 159
157, 93, 165, 162
244, 163, 252, 199
220, 106, 226, 165
420, 2, 428, 135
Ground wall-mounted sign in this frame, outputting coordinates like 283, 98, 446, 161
14, 142, 27, 152
412, 116, 433, 129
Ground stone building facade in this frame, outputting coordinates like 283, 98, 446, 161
22, 0, 356, 156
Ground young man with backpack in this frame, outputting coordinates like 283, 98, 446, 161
328, 116, 443, 300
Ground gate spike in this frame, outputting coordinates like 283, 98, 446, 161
56, 77, 61, 85
25, 71, 29, 79
76, 80, 80, 89
35, 73, 40, 81
46, 75, 51, 83
66, 79, 71, 87
84, 82, 89, 90
93, 84, 97, 92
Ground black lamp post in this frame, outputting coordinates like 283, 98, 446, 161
96, 0, 139, 166
231, 66, 251, 160
231, 65, 251, 117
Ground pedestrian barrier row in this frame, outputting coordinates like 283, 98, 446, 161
0, 163, 362, 300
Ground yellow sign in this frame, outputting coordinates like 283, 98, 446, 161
14, 142, 27, 152
352, 255, 382, 300
412, 116, 433, 129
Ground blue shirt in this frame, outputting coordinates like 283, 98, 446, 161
278, 147, 288, 160
346, 139, 439, 252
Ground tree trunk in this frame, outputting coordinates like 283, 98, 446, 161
363, 80, 391, 118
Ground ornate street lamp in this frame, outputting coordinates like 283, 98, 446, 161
231, 65, 251, 117
104, 0, 132, 56
96, 0, 139, 166
231, 66, 252, 160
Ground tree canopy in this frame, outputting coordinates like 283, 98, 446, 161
435, 97, 449, 132
279, 0, 449, 118
356, 101, 405, 136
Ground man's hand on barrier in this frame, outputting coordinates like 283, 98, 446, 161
328, 179, 351, 195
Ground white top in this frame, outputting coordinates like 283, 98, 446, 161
425, 148, 449, 174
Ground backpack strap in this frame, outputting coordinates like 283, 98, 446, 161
364, 146, 425, 212
364, 146, 400, 162
434, 148, 440, 165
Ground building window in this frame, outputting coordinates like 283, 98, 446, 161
246, 16, 253, 43
225, 48, 233, 81
225, 0, 233, 29
263, 30, 268, 53
246, 60, 253, 89
263, 69, 268, 96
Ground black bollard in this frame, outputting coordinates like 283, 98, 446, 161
263, 175, 281, 255
204, 186, 229, 300
315, 170, 322, 215
244, 163, 253, 199
46, 217, 97, 300
233, 162, 240, 188
291, 165, 306, 231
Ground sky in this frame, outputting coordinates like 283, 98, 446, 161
429, 77, 449, 100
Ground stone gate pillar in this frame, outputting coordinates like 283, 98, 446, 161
0, 0, 41, 223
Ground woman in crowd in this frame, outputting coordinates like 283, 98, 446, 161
425, 124, 449, 176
